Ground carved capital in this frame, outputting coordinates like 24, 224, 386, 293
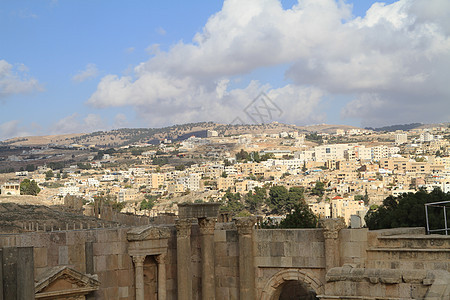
175, 218, 192, 238
155, 253, 167, 265
198, 217, 217, 235
132, 255, 146, 266
319, 218, 346, 239
234, 217, 257, 236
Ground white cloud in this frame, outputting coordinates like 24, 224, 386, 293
72, 63, 99, 82
156, 27, 166, 36
113, 113, 129, 128
0, 120, 29, 141
87, 0, 450, 127
125, 47, 135, 54
51, 113, 106, 134
0, 60, 42, 99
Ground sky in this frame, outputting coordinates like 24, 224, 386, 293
1, 0, 449, 140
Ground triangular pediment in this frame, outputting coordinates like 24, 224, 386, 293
127, 225, 171, 241
35, 266, 100, 299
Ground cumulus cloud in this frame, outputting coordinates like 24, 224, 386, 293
51, 113, 106, 134
113, 113, 129, 128
0, 120, 30, 141
72, 63, 99, 82
87, 0, 450, 127
0, 60, 42, 100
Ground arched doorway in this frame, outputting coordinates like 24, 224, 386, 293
260, 269, 324, 300
278, 280, 318, 300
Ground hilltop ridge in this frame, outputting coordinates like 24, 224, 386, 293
1, 122, 363, 147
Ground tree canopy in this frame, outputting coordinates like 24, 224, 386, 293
20, 179, 41, 196
278, 201, 318, 228
267, 185, 305, 214
365, 188, 450, 231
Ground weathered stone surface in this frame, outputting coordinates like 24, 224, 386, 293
178, 203, 220, 219
127, 225, 171, 241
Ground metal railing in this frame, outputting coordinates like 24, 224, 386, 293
425, 200, 450, 235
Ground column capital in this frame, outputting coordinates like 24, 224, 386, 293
176, 218, 192, 238
234, 217, 257, 236
198, 217, 217, 235
319, 218, 346, 239
132, 255, 146, 265
155, 253, 167, 265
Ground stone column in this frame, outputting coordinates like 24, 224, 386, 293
235, 217, 257, 300
176, 218, 193, 300
320, 218, 346, 270
155, 253, 167, 300
198, 217, 217, 300
132, 255, 146, 300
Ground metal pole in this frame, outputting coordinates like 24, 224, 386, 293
444, 206, 448, 236
425, 205, 430, 235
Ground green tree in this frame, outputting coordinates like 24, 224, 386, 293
260, 153, 275, 161
278, 201, 318, 228
25, 164, 35, 172
45, 170, 54, 180
311, 181, 325, 196
175, 165, 186, 171
236, 149, 250, 161
220, 190, 245, 214
20, 179, 41, 196
267, 186, 305, 214
140, 195, 157, 210
245, 187, 267, 213
365, 188, 450, 231
363, 189, 370, 206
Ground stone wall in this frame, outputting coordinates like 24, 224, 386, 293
254, 229, 327, 299
0, 228, 136, 299
0, 221, 449, 299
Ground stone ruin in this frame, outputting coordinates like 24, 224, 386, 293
0, 203, 449, 299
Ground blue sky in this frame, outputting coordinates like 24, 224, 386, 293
1, 0, 449, 140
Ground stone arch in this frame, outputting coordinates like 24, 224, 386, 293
260, 269, 324, 300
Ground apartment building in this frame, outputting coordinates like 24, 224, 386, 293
314, 144, 349, 162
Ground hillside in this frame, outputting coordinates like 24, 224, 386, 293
1, 121, 365, 147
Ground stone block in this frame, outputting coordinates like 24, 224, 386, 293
227, 242, 239, 257
292, 256, 306, 267
214, 242, 227, 258
58, 245, 68, 265
270, 242, 284, 257
33, 247, 47, 268
94, 255, 107, 272
214, 230, 226, 242
256, 241, 271, 257
49, 232, 67, 245
279, 256, 292, 267
311, 241, 325, 257
117, 269, 132, 286
178, 203, 220, 218
225, 230, 238, 242
385, 283, 399, 298
118, 286, 129, 298
106, 254, 119, 270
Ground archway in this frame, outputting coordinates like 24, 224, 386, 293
260, 269, 324, 300
278, 280, 317, 299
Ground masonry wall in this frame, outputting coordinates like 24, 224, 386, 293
0, 228, 136, 299
254, 229, 327, 298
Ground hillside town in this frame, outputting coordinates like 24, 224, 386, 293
1, 124, 450, 227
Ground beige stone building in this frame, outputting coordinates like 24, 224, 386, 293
0, 182, 20, 196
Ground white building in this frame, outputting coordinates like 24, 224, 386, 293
395, 133, 408, 145
314, 144, 349, 162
